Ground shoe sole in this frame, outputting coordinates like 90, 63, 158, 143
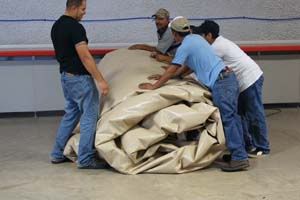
221, 160, 250, 172
78, 164, 110, 169
248, 153, 268, 158
221, 164, 250, 172
51, 158, 72, 164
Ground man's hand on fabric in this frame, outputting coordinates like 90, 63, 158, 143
139, 83, 155, 90
161, 65, 169, 70
155, 54, 165, 62
150, 51, 158, 58
97, 81, 109, 96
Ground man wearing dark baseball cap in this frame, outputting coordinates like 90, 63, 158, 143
139, 17, 250, 172
152, 8, 170, 19
196, 20, 270, 158
129, 8, 179, 63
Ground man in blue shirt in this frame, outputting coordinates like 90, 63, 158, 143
139, 17, 249, 172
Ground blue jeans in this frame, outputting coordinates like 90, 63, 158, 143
238, 75, 270, 153
212, 71, 248, 161
51, 72, 100, 166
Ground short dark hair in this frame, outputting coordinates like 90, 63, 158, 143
198, 20, 220, 39
66, 0, 85, 9
171, 28, 191, 37
189, 25, 201, 35
190, 25, 198, 33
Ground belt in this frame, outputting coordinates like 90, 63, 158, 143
63, 72, 89, 76
217, 66, 233, 80
65, 72, 75, 76
221, 66, 232, 73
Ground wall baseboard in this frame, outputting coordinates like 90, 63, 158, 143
264, 103, 300, 109
0, 110, 65, 118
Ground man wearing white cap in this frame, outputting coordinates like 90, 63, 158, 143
139, 17, 250, 172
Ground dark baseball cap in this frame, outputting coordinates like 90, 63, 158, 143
152, 8, 170, 19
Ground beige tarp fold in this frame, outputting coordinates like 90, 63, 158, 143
64, 49, 226, 174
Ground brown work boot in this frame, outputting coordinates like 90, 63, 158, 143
221, 159, 250, 172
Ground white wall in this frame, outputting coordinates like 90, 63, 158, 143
0, 54, 299, 113
0, 0, 299, 113
0, 0, 300, 47
0, 60, 64, 112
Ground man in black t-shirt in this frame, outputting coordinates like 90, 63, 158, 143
50, 0, 109, 169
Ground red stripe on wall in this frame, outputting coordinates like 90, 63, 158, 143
0, 45, 299, 57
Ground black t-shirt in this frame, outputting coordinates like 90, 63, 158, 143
51, 15, 90, 75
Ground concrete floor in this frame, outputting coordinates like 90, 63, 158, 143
0, 108, 300, 200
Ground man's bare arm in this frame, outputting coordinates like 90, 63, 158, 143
75, 42, 109, 95
148, 65, 190, 81
139, 65, 178, 90
173, 66, 191, 77
155, 54, 173, 64
128, 44, 158, 52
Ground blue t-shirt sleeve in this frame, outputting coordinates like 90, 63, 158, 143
171, 45, 188, 66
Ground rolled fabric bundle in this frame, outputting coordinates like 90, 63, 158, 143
64, 49, 226, 174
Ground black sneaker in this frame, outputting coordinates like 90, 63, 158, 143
248, 148, 268, 158
78, 160, 110, 169
51, 157, 71, 164
221, 160, 250, 172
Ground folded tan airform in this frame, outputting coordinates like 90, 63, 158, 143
64, 48, 226, 174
